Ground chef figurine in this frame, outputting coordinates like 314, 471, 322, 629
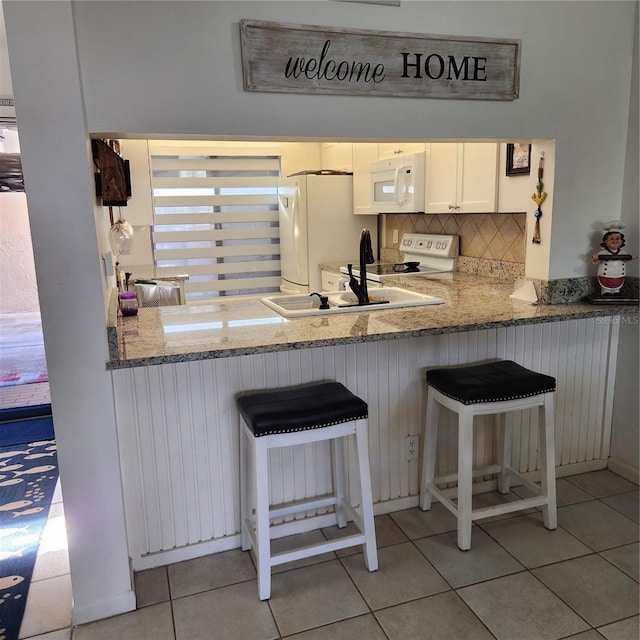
591, 221, 637, 295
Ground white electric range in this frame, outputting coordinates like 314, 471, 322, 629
340, 234, 459, 286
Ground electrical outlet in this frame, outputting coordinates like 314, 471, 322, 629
392, 229, 399, 244
405, 435, 419, 461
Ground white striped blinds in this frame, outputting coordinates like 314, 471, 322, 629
149, 143, 281, 301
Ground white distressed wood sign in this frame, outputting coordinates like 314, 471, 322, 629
240, 20, 521, 101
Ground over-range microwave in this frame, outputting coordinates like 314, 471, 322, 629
369, 151, 425, 213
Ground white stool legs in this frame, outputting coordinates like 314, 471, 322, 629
419, 389, 438, 513
421, 387, 558, 551
354, 419, 378, 573
240, 418, 378, 600
539, 399, 558, 530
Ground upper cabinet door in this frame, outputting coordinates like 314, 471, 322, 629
425, 143, 498, 214
425, 143, 459, 213
352, 143, 380, 215
320, 142, 353, 172
456, 143, 499, 213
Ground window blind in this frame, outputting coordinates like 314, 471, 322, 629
149, 143, 281, 301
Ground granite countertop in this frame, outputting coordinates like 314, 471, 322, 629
107, 272, 637, 370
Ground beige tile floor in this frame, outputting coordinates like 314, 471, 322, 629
18, 468, 636, 640
3, 381, 637, 640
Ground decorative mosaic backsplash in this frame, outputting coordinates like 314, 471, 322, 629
383, 213, 527, 263
379, 213, 638, 304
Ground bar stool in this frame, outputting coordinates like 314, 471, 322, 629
420, 360, 558, 550
237, 381, 378, 600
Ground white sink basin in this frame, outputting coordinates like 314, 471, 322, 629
261, 287, 444, 318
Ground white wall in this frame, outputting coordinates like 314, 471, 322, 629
0, 192, 39, 313
3, 0, 637, 624
610, 10, 639, 482
69, 0, 636, 280
3, 1, 135, 624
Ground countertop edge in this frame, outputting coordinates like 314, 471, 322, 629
106, 303, 637, 370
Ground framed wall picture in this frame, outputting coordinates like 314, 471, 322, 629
506, 143, 531, 176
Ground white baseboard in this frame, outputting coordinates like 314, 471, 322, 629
72, 589, 136, 626
607, 457, 640, 484
133, 534, 242, 571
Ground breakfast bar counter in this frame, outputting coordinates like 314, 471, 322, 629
108, 272, 636, 571
108, 272, 636, 369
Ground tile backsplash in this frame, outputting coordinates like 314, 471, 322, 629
383, 213, 527, 264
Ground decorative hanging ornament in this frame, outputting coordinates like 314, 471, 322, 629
109, 218, 134, 256
531, 153, 547, 244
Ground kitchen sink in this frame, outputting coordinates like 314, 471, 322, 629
261, 287, 444, 318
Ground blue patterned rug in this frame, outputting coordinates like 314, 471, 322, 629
0, 407, 54, 447
0, 431, 58, 640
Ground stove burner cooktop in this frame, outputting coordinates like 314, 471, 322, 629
340, 262, 448, 282
368, 264, 438, 276
339, 233, 459, 283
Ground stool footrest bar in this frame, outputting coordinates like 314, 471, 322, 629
270, 534, 366, 567
426, 483, 550, 521
434, 464, 504, 485
470, 495, 549, 520
269, 495, 337, 519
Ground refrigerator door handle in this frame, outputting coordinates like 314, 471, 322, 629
290, 188, 305, 278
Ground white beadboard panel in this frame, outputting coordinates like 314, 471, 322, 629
112, 318, 617, 565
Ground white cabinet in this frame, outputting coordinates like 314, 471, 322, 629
378, 142, 425, 159
320, 143, 335, 170
352, 143, 379, 215
321, 142, 378, 215
425, 143, 498, 214
320, 142, 353, 172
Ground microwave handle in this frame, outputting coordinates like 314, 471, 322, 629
394, 167, 404, 205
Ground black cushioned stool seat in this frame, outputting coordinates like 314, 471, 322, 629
426, 360, 556, 405
236, 381, 368, 437
420, 360, 558, 550
237, 381, 378, 600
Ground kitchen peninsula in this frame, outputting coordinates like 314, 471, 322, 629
110, 272, 634, 367
108, 272, 636, 571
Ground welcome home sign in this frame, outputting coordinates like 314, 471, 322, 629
240, 20, 521, 101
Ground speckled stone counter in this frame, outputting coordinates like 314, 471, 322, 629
108, 272, 637, 370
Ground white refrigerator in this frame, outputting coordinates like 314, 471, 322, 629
278, 173, 377, 294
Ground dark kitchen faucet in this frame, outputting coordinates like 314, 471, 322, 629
347, 228, 375, 305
